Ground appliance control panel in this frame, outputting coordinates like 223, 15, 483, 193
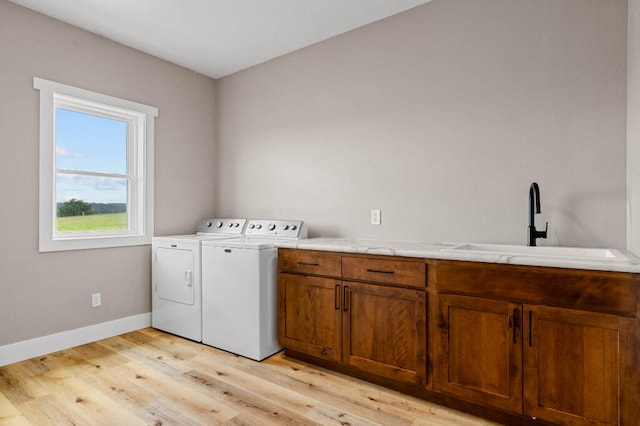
196, 218, 247, 235
245, 220, 307, 239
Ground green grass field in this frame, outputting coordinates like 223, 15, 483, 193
56, 212, 127, 232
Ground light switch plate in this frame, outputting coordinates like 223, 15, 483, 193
92, 293, 102, 308
371, 209, 381, 225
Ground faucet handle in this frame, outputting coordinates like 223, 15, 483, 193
539, 222, 548, 239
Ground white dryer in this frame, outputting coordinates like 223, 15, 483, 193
152, 218, 246, 341
201, 219, 307, 360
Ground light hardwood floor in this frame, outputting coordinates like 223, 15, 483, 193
0, 328, 498, 425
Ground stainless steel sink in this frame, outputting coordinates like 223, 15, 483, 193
442, 243, 634, 262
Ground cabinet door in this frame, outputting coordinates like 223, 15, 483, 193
342, 282, 427, 385
278, 273, 341, 361
524, 306, 638, 426
435, 295, 523, 412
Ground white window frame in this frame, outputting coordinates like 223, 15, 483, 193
34, 77, 157, 252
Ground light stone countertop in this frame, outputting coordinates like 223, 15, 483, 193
275, 237, 640, 273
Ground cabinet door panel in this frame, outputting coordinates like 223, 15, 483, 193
343, 282, 426, 384
524, 306, 638, 426
435, 295, 522, 412
278, 273, 341, 361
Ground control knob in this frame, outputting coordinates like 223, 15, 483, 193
283, 225, 290, 230
268, 223, 276, 231
216, 221, 223, 228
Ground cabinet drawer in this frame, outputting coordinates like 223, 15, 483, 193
278, 249, 341, 277
342, 256, 426, 288
436, 260, 638, 317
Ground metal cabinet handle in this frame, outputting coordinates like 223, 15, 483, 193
528, 310, 533, 347
513, 308, 519, 344
343, 286, 349, 311
366, 269, 394, 275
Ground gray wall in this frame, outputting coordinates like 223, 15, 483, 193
0, 0, 632, 348
215, 0, 628, 248
0, 0, 216, 346
629, 0, 640, 254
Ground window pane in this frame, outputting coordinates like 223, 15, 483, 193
55, 108, 127, 175
55, 174, 128, 233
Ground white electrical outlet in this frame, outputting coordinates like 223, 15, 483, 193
371, 209, 381, 225
92, 293, 102, 308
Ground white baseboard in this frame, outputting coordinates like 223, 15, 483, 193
0, 313, 151, 367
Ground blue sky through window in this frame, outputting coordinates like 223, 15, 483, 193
55, 108, 128, 204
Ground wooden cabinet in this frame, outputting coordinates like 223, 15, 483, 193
435, 260, 640, 426
342, 256, 426, 288
278, 249, 427, 385
343, 281, 426, 384
524, 305, 638, 426
279, 249, 341, 277
279, 250, 639, 425
278, 273, 341, 361
436, 295, 523, 413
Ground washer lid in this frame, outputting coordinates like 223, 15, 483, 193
201, 238, 276, 249
152, 234, 243, 244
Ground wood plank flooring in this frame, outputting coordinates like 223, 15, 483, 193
0, 328, 498, 425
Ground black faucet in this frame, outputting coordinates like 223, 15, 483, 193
528, 182, 548, 246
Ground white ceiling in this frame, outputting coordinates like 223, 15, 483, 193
8, 0, 432, 79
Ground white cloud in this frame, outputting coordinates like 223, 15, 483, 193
94, 177, 127, 191
56, 145, 83, 158
56, 174, 127, 204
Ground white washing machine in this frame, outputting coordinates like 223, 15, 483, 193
201, 219, 307, 361
151, 218, 246, 341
